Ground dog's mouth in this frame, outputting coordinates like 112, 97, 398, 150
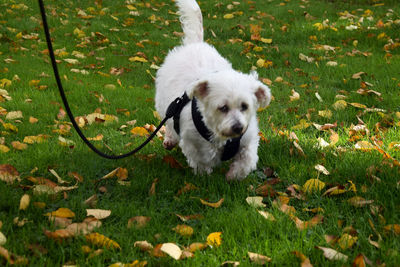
221, 126, 247, 138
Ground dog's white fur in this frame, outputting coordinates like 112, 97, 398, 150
155, 0, 271, 180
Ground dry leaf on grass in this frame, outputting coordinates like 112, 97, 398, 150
316, 246, 348, 262
347, 196, 374, 207
303, 179, 325, 193
0, 232, 6, 246
188, 242, 208, 253
0, 164, 20, 184
177, 182, 198, 196
86, 209, 111, 220
248, 252, 271, 265
19, 194, 30, 210
221, 261, 240, 266
172, 224, 194, 238
246, 196, 266, 208
45, 208, 75, 218
127, 216, 151, 229
207, 232, 222, 247
176, 214, 204, 222
337, 233, 358, 250
292, 214, 324, 230
85, 232, 120, 250
200, 198, 224, 208
257, 210, 276, 221
160, 243, 182, 260
292, 251, 313, 267
134, 240, 153, 252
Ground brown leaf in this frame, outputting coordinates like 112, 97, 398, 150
292, 214, 323, 230
352, 254, 366, 267
44, 229, 74, 241
188, 242, 208, 253
200, 198, 224, 208
134, 240, 153, 252
177, 182, 198, 196
292, 251, 313, 267
127, 216, 150, 229
66, 218, 102, 235
149, 178, 158, 196
116, 167, 128, 180
255, 184, 276, 197
151, 244, 166, 257
248, 252, 271, 265
68, 172, 83, 182
163, 155, 184, 169
383, 224, 400, 236
347, 196, 373, 207
0, 164, 20, 184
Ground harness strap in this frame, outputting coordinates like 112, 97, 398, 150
173, 93, 242, 161
172, 92, 191, 135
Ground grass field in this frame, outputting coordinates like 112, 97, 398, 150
0, 0, 399, 266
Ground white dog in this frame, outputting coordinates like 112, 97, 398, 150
155, 0, 271, 180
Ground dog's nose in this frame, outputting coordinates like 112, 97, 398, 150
231, 123, 243, 135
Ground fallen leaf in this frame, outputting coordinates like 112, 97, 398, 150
337, 233, 358, 250
177, 182, 198, 196
175, 214, 204, 222
292, 251, 313, 267
352, 72, 365, 79
316, 246, 348, 262
303, 179, 325, 193
0, 246, 28, 265
163, 155, 184, 169
49, 169, 69, 184
0, 232, 6, 246
207, 232, 222, 247
172, 224, 194, 238
127, 216, 150, 229
45, 208, 75, 218
11, 141, 27, 151
200, 198, 224, 208
0, 164, 21, 184
5, 111, 23, 120
129, 56, 148, 63
0, 145, 10, 153
160, 243, 182, 260
352, 254, 367, 267
318, 109, 332, 119
188, 242, 208, 253
134, 240, 153, 252
221, 260, 240, 266
85, 232, 120, 250
248, 252, 271, 265
66, 218, 101, 235
257, 210, 276, 221
86, 209, 111, 220
289, 89, 300, 101
149, 178, 158, 196
292, 214, 324, 230
19, 194, 30, 210
347, 196, 374, 207
314, 164, 330, 175
246, 196, 266, 208
44, 229, 74, 241
383, 224, 400, 236
332, 100, 347, 110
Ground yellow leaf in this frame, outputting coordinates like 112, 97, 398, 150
289, 89, 300, 102
332, 100, 347, 110
28, 80, 40, 87
85, 232, 121, 250
292, 119, 311, 130
19, 194, 30, 210
130, 127, 149, 136
260, 38, 272, 44
172, 224, 194, 237
303, 179, 325, 193
126, 4, 137, 10
337, 233, 358, 250
0, 145, 10, 153
256, 58, 265, 68
0, 231, 6, 246
349, 102, 367, 109
200, 198, 224, 208
246, 196, 266, 208
23, 135, 47, 144
257, 210, 276, 221
292, 251, 312, 267
223, 13, 234, 19
318, 109, 332, 119
2, 123, 18, 132
45, 208, 75, 218
129, 56, 148, 63
207, 232, 222, 247
0, 78, 12, 88
354, 141, 374, 151
127, 216, 151, 229
383, 224, 400, 236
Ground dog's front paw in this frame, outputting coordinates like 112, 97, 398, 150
226, 163, 249, 181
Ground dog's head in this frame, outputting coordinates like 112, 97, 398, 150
187, 70, 271, 140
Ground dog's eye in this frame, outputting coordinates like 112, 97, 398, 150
241, 103, 248, 111
218, 105, 229, 113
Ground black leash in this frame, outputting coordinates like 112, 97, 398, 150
38, 0, 184, 159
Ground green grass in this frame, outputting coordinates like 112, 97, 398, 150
0, 0, 400, 266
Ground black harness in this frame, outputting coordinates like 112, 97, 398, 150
172, 92, 242, 161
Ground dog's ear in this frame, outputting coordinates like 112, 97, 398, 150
254, 83, 271, 108
187, 80, 209, 99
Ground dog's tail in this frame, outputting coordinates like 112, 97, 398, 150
176, 0, 203, 44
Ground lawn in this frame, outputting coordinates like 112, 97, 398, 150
0, 0, 399, 266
